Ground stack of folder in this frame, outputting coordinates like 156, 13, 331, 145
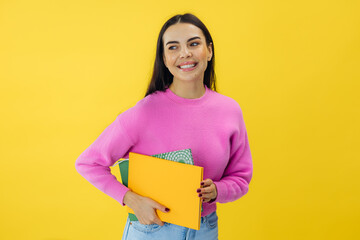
112, 149, 203, 230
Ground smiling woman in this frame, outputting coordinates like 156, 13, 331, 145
75, 13, 253, 240
145, 13, 216, 99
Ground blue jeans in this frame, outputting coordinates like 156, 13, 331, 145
121, 211, 218, 240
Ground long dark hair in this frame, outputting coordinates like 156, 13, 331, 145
144, 13, 216, 97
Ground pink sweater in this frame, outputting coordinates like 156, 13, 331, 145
75, 85, 253, 217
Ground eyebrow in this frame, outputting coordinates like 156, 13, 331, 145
165, 36, 201, 46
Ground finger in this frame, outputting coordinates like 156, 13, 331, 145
200, 192, 215, 200
199, 182, 217, 193
201, 195, 215, 203
201, 178, 213, 187
153, 216, 164, 226
152, 200, 170, 214
202, 198, 211, 203
200, 185, 214, 194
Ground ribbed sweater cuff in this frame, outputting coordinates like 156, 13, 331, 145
212, 181, 228, 203
107, 180, 131, 206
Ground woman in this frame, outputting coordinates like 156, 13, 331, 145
75, 13, 253, 240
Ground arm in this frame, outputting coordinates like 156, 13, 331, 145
212, 111, 253, 203
75, 115, 170, 225
75, 116, 133, 206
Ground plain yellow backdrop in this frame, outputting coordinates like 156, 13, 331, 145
1, 0, 359, 239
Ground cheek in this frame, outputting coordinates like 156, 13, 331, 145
164, 54, 176, 66
199, 48, 208, 59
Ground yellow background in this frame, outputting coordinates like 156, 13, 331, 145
1, 0, 359, 239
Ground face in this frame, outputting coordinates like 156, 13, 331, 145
162, 23, 213, 85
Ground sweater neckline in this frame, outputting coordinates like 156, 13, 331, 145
164, 85, 210, 105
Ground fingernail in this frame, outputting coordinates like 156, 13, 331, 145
201, 182, 204, 185
165, 208, 170, 212
199, 194, 202, 197
197, 189, 201, 193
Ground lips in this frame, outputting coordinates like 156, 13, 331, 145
177, 61, 197, 69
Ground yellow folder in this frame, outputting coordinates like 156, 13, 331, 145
127, 152, 204, 230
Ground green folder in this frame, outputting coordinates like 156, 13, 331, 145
112, 149, 203, 221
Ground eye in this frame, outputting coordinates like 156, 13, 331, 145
168, 46, 177, 50
190, 42, 200, 46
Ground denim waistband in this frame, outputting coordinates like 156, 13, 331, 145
200, 211, 216, 224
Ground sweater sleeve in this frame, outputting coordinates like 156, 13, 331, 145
213, 108, 253, 203
75, 115, 133, 206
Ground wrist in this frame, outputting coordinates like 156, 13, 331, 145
123, 191, 142, 208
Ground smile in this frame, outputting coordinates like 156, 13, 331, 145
177, 63, 198, 71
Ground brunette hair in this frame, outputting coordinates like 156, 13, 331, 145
144, 13, 216, 97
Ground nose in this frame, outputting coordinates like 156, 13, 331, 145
180, 46, 192, 58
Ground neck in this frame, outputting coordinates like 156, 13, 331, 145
169, 80, 206, 99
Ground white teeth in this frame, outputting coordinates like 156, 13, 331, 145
179, 64, 196, 69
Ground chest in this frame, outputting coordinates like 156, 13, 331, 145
134, 109, 237, 179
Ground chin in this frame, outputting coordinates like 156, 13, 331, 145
173, 77, 203, 83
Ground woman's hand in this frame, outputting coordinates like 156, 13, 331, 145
197, 178, 218, 203
123, 191, 170, 226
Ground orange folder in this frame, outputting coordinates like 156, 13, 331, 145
127, 152, 204, 230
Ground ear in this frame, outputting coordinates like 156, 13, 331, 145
207, 42, 213, 61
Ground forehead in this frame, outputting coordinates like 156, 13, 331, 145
163, 23, 205, 43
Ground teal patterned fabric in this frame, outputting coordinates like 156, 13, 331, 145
151, 149, 194, 165
112, 148, 194, 167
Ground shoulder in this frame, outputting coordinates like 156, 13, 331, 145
115, 90, 166, 124
208, 89, 244, 117
208, 91, 249, 134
